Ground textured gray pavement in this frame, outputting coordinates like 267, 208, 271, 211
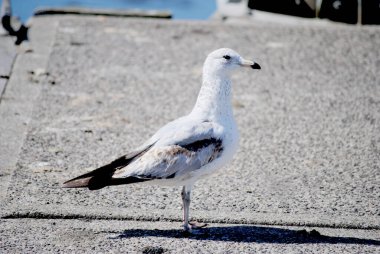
0, 33, 16, 99
1, 219, 379, 253
0, 17, 59, 202
0, 15, 380, 253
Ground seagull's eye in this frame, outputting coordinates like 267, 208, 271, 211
223, 55, 231, 60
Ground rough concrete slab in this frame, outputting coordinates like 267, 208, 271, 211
0, 34, 16, 99
0, 17, 59, 201
1, 16, 380, 230
0, 78, 7, 98
0, 219, 379, 253
0, 35, 16, 77
2, 204, 379, 230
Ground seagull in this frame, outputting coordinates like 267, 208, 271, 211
63, 48, 261, 232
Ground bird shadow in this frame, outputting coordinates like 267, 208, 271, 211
112, 225, 380, 245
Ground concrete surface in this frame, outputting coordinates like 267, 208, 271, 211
1, 219, 379, 253
0, 14, 379, 253
0, 33, 16, 99
0, 17, 58, 202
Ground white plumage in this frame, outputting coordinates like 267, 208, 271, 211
63, 48, 261, 232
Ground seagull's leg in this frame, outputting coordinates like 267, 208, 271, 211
181, 185, 207, 232
181, 185, 191, 232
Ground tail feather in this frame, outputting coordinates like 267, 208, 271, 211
62, 144, 154, 190
62, 163, 115, 190
62, 176, 92, 189
62, 162, 150, 190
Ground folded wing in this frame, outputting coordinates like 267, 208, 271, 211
113, 137, 223, 181
63, 120, 224, 190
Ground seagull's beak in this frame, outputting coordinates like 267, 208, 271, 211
240, 59, 261, 70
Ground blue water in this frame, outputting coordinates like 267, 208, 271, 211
10, 0, 217, 22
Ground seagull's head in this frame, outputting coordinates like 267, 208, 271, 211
203, 48, 261, 77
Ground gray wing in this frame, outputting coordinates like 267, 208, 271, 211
112, 120, 224, 180
147, 117, 217, 147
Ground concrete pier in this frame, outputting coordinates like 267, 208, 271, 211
0, 14, 379, 253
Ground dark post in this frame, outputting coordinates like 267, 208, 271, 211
318, 0, 358, 24
362, 0, 380, 24
248, 0, 316, 18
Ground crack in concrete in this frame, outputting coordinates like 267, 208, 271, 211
3, 211, 380, 230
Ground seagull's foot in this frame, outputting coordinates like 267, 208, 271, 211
107, 233, 123, 239
183, 221, 208, 234
189, 221, 208, 229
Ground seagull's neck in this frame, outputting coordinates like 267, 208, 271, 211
191, 71, 234, 122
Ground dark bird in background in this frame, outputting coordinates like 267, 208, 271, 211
1, 0, 29, 45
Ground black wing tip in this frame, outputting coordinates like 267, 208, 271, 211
62, 145, 155, 190
62, 173, 110, 190
62, 175, 151, 190
62, 177, 91, 189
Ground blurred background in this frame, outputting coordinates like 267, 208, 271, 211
10, 0, 217, 21
3, 0, 380, 24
